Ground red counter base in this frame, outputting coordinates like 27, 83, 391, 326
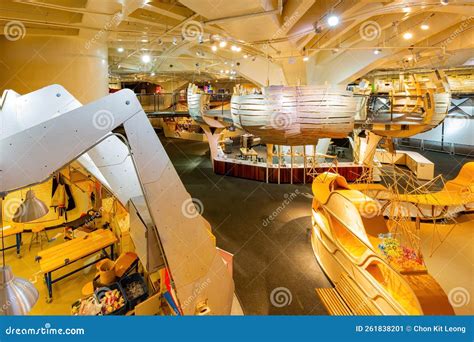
213, 160, 365, 184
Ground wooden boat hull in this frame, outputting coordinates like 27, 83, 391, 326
231, 86, 358, 145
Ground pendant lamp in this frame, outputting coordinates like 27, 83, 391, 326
12, 190, 49, 223
0, 195, 41, 315
0, 265, 39, 315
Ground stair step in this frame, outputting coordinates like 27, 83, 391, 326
315, 287, 353, 316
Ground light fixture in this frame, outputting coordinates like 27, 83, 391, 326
1, 196, 40, 315
236, 46, 242, 52
231, 45, 238, 51
303, 56, 309, 62
327, 15, 339, 27
151, 72, 155, 76
225, 70, 229, 74
402, 6, 411, 13
172, 37, 178, 45
243, 54, 248, 59
440, 0, 448, 5
421, 24, 429, 30
12, 190, 49, 223
403, 32, 413, 40
220, 69, 224, 74
117, 47, 124, 53
141, 39, 148, 43
211, 45, 218, 52
0, 265, 39, 315
219, 40, 227, 48
373, 48, 382, 55
141, 54, 151, 63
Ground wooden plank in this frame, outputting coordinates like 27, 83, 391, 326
38, 229, 117, 273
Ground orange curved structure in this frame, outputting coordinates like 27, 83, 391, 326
312, 172, 454, 315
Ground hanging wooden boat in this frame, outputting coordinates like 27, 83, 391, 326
187, 84, 232, 128
311, 172, 454, 315
360, 71, 451, 138
231, 85, 358, 145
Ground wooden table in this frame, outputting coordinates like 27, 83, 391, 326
240, 147, 258, 161
37, 229, 117, 302
0, 225, 23, 257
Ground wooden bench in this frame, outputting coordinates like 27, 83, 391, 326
37, 229, 117, 302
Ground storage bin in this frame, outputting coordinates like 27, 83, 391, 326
120, 273, 149, 309
95, 283, 127, 315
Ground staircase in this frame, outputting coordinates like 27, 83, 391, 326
315, 273, 380, 315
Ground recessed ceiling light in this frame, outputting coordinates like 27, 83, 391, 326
117, 47, 124, 53
403, 32, 413, 40
141, 54, 151, 63
421, 24, 429, 30
303, 56, 309, 62
219, 40, 227, 48
211, 45, 218, 52
327, 15, 339, 27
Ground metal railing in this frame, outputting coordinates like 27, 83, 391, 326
136, 92, 232, 116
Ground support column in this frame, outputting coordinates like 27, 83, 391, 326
0, 35, 108, 103
201, 125, 224, 170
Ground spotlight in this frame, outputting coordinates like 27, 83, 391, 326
440, 0, 448, 5
117, 47, 124, 53
198, 34, 204, 44
141, 39, 148, 43
403, 32, 413, 40
211, 45, 218, 52
225, 70, 229, 74
327, 15, 339, 27
421, 24, 429, 30
402, 6, 411, 13
236, 46, 242, 52
219, 40, 227, 48
157, 39, 163, 45
141, 54, 151, 63
151, 72, 155, 76
172, 37, 178, 45
243, 54, 248, 59
303, 56, 309, 62
231, 45, 238, 51
373, 49, 382, 55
